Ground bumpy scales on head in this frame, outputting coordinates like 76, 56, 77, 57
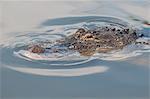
27, 26, 144, 56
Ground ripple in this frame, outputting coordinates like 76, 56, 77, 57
5, 65, 109, 77
1, 16, 149, 77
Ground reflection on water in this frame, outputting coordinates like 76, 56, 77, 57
1, 1, 150, 99
1, 16, 149, 77
6, 65, 109, 77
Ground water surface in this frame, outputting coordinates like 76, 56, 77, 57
1, 1, 150, 99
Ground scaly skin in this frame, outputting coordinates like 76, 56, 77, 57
28, 26, 139, 56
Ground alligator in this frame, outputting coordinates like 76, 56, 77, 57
27, 26, 149, 56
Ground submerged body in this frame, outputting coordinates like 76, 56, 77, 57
27, 26, 147, 56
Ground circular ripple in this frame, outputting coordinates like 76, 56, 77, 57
1, 16, 149, 77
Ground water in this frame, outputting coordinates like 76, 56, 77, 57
1, 1, 150, 99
